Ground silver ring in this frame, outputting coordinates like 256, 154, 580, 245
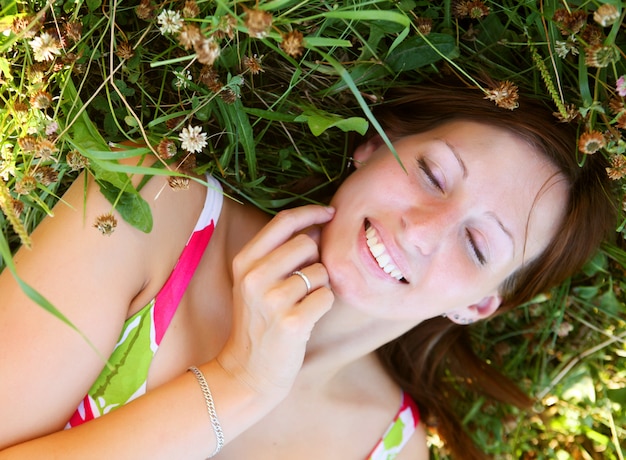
291, 270, 311, 294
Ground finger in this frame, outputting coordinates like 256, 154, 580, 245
240, 206, 334, 264
288, 263, 329, 297
291, 286, 334, 327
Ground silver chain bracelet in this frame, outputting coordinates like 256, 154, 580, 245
188, 366, 225, 458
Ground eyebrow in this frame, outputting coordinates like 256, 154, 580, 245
442, 140, 468, 179
439, 138, 516, 254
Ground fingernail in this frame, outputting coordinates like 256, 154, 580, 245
325, 206, 335, 215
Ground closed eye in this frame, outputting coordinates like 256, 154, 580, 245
416, 158, 444, 193
466, 229, 487, 266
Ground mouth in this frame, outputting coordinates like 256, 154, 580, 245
365, 220, 408, 284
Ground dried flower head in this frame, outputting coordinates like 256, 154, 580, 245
484, 81, 519, 110
157, 139, 177, 160
17, 135, 39, 153
157, 9, 184, 35
216, 15, 237, 40
182, 0, 200, 18
94, 213, 118, 236
580, 23, 604, 46
66, 150, 90, 170
585, 44, 620, 68
242, 55, 264, 75
11, 198, 24, 218
280, 30, 304, 58
11, 15, 41, 38
220, 87, 238, 104
135, 0, 155, 21
244, 6, 273, 38
33, 166, 59, 186
415, 17, 433, 35
29, 90, 53, 109
553, 9, 587, 35
29, 32, 62, 62
179, 153, 197, 172
553, 104, 579, 123
194, 38, 221, 66
178, 23, 202, 50
15, 175, 37, 195
578, 130, 605, 154
63, 21, 83, 43
454, 1, 490, 19
198, 65, 223, 92
593, 4, 620, 27
35, 139, 58, 160
616, 112, 626, 130
168, 175, 190, 190
116, 41, 135, 60
607, 154, 626, 180
179, 125, 208, 153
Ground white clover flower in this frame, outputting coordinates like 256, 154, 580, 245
179, 125, 207, 153
157, 10, 184, 35
174, 69, 192, 89
29, 32, 62, 62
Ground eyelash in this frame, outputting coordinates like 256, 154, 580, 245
466, 229, 487, 266
416, 158, 444, 192
416, 158, 487, 266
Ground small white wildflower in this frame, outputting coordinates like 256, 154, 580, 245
555, 37, 579, 59
157, 10, 184, 35
179, 125, 207, 153
29, 32, 62, 62
174, 69, 192, 89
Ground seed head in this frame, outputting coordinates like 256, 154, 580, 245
15, 175, 37, 195
593, 4, 620, 27
242, 55, 264, 75
585, 44, 620, 68
35, 139, 58, 160
178, 23, 202, 50
17, 135, 39, 153
194, 38, 221, 66
33, 166, 58, 186
553, 9, 587, 35
30, 90, 53, 109
484, 81, 519, 110
94, 213, 118, 236
607, 154, 626, 180
116, 41, 135, 60
66, 150, 90, 170
136, 0, 155, 21
182, 0, 200, 18
280, 30, 304, 58
157, 139, 177, 160
63, 21, 83, 43
578, 130, 605, 154
243, 6, 273, 38
168, 175, 190, 190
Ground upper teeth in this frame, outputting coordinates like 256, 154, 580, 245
365, 223, 405, 281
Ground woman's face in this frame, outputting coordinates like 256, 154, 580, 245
320, 121, 567, 323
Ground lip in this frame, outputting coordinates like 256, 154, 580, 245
359, 218, 409, 284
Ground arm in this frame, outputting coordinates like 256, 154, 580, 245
0, 165, 206, 448
1, 169, 335, 458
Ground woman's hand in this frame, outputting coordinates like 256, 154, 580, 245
218, 205, 336, 401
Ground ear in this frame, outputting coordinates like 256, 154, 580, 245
447, 294, 502, 325
352, 134, 385, 168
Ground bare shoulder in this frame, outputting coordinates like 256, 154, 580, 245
0, 153, 208, 449
396, 422, 430, 460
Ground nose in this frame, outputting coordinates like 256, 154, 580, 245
401, 205, 458, 256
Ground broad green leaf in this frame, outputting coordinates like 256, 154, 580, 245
295, 111, 368, 136
97, 180, 153, 233
386, 33, 458, 72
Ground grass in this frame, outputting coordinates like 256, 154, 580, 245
1, 0, 625, 457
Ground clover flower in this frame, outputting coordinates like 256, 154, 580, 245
94, 213, 118, 236
157, 139, 177, 160
179, 125, 207, 153
585, 44, 620, 68
30, 90, 53, 109
178, 23, 202, 50
280, 30, 304, 58
66, 150, 90, 171
616, 76, 626, 97
484, 81, 519, 110
194, 38, 221, 66
168, 176, 190, 190
242, 55, 264, 75
244, 7, 273, 38
182, 0, 200, 18
607, 155, 626, 181
29, 32, 62, 62
578, 130, 605, 154
593, 4, 620, 27
157, 10, 183, 35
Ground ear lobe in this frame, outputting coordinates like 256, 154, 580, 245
447, 294, 502, 325
352, 134, 385, 167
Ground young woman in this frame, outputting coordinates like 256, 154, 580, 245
0, 83, 615, 459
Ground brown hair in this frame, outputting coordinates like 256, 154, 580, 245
373, 82, 617, 459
